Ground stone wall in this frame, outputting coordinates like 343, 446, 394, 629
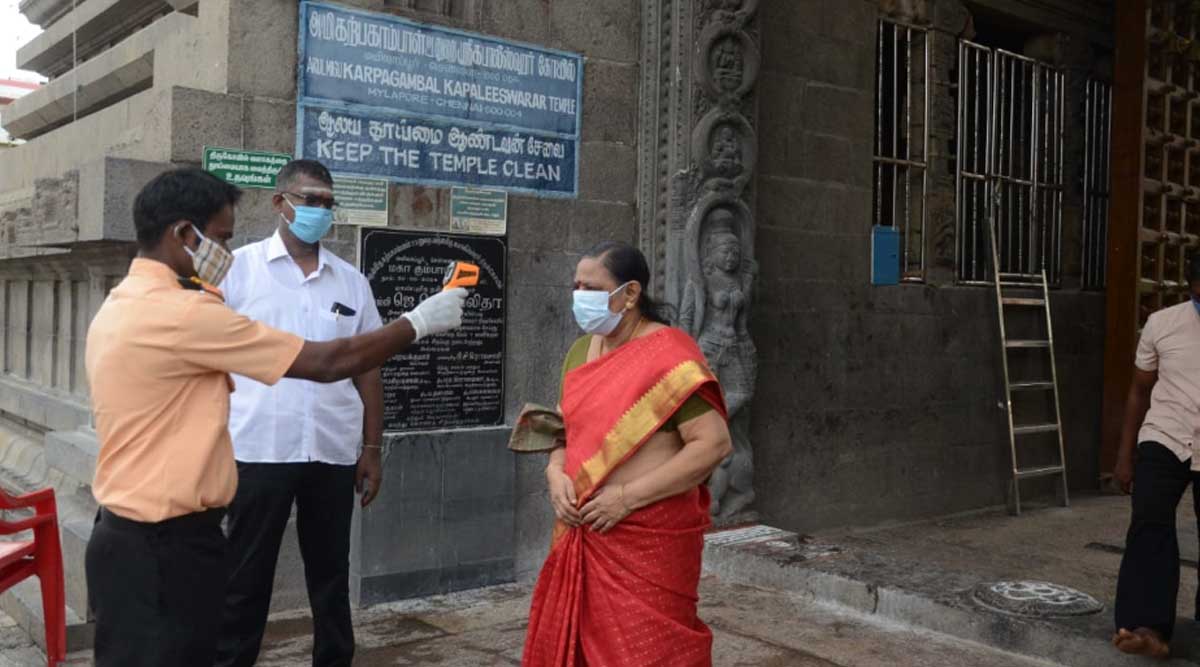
0, 0, 642, 612
0, 0, 1117, 630
749, 0, 1108, 532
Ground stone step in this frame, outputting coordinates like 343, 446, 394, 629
0, 427, 49, 487
0, 424, 100, 651
0, 577, 92, 654
701, 523, 1200, 667
0, 377, 91, 436
43, 430, 97, 491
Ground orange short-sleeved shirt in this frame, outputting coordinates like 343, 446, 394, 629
85, 258, 305, 522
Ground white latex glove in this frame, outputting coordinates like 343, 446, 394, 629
402, 287, 467, 341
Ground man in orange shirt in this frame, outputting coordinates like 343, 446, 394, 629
84, 168, 467, 667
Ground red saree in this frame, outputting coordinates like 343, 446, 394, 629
523, 328, 727, 667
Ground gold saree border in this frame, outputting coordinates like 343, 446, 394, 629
571, 359, 715, 501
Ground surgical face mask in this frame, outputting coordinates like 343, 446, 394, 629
572, 282, 631, 335
282, 196, 334, 244
178, 224, 233, 286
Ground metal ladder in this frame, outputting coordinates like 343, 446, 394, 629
989, 221, 1070, 516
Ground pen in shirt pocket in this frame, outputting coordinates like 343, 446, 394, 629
331, 302, 356, 321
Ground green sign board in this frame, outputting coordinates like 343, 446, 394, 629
450, 187, 508, 235
203, 147, 292, 190
333, 176, 389, 227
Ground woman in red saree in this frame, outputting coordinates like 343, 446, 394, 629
523, 241, 732, 667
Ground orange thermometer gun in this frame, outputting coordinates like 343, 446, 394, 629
442, 261, 480, 291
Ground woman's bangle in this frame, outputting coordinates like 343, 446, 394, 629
363, 444, 383, 451
618, 484, 633, 513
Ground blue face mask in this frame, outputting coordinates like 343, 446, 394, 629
282, 197, 334, 244
572, 282, 631, 335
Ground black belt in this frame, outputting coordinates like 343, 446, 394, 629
98, 507, 225, 534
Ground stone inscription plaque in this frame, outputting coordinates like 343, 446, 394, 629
361, 229, 506, 431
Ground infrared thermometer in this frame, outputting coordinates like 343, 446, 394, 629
442, 261, 480, 291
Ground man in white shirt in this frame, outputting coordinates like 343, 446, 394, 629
215, 160, 382, 667
1112, 254, 1200, 660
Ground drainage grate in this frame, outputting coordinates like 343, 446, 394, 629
973, 581, 1103, 618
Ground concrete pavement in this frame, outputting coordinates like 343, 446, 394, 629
704, 491, 1200, 667
251, 578, 1055, 666
6, 490, 1198, 666
1, 577, 1054, 666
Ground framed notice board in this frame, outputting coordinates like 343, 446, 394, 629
360, 229, 506, 431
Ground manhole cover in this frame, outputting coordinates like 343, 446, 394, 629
972, 580, 1103, 618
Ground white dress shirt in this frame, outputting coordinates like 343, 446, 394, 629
221, 231, 383, 465
1136, 300, 1200, 469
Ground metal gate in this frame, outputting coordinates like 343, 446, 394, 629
957, 42, 1065, 285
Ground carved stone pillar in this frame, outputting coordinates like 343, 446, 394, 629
0, 276, 7, 375
4, 277, 31, 380
45, 256, 91, 396
639, 0, 760, 522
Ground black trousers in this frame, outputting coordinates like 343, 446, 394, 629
1115, 441, 1200, 641
215, 462, 357, 667
86, 507, 227, 667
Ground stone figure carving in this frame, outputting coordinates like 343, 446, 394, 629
694, 111, 756, 189
712, 37, 743, 92
646, 0, 760, 521
709, 125, 743, 178
680, 204, 757, 520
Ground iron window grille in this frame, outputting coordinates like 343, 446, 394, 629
1082, 78, 1112, 290
956, 41, 1065, 286
874, 19, 931, 282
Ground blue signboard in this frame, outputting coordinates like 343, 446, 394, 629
300, 103, 576, 195
297, 2, 583, 197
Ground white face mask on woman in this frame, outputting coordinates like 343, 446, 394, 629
572, 282, 631, 335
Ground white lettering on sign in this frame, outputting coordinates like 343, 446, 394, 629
380, 146, 421, 167
441, 80, 550, 112
368, 120, 444, 145
316, 140, 374, 163
448, 128, 527, 155
307, 9, 576, 82
427, 152, 500, 177
525, 137, 566, 159
549, 96, 577, 115
501, 159, 561, 183
308, 57, 443, 92
317, 111, 363, 139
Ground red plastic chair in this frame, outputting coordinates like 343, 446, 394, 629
0, 485, 65, 667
